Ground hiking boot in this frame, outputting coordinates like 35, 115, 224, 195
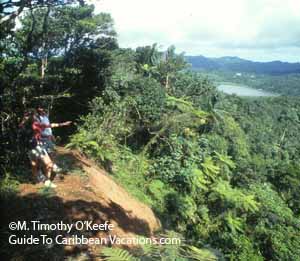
49, 182, 57, 188
44, 180, 57, 188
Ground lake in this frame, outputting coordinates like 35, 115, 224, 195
217, 84, 277, 97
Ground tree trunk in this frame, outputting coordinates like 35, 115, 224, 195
165, 74, 169, 90
41, 55, 47, 79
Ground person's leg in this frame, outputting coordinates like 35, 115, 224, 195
30, 160, 38, 180
35, 145, 52, 179
45, 139, 62, 173
40, 153, 53, 179
40, 154, 57, 188
28, 149, 39, 182
35, 145, 57, 188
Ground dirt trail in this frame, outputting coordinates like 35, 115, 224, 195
14, 146, 161, 258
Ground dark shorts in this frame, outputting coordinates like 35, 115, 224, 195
41, 139, 55, 154
28, 145, 49, 161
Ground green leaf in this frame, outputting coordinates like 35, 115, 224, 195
225, 211, 244, 233
214, 151, 236, 169
201, 157, 220, 181
186, 245, 218, 261
101, 247, 138, 261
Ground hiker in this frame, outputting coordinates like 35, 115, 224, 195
36, 106, 55, 153
36, 105, 72, 172
19, 110, 71, 188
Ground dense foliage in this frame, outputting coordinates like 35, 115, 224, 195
1, 2, 300, 261
69, 50, 300, 260
1, 3, 117, 171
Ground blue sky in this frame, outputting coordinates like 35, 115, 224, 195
92, 0, 300, 62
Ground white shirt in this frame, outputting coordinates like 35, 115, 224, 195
39, 115, 53, 136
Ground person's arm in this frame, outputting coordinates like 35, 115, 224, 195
50, 121, 72, 128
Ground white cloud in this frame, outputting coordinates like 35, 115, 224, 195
92, 0, 300, 62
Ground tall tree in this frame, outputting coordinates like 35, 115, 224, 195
157, 45, 187, 90
0, 0, 78, 25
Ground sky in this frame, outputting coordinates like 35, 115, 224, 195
92, 0, 300, 62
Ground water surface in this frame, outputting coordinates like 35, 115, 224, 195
217, 84, 277, 97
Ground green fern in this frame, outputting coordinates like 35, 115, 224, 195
214, 151, 236, 169
210, 181, 260, 213
138, 231, 219, 261
242, 194, 260, 213
101, 247, 138, 261
185, 245, 218, 261
166, 95, 210, 119
225, 211, 244, 233
201, 157, 220, 181
192, 168, 209, 191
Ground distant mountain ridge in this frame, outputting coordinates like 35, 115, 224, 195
185, 55, 300, 75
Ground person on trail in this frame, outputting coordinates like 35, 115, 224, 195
19, 110, 71, 188
36, 106, 72, 172
36, 106, 55, 151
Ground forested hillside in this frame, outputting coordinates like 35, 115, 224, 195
1, 2, 300, 260
186, 56, 300, 96
186, 55, 300, 75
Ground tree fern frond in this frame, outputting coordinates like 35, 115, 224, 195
201, 157, 220, 181
214, 151, 236, 169
166, 95, 210, 119
210, 181, 260, 213
101, 247, 138, 261
185, 245, 218, 261
225, 211, 244, 233
192, 168, 209, 190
